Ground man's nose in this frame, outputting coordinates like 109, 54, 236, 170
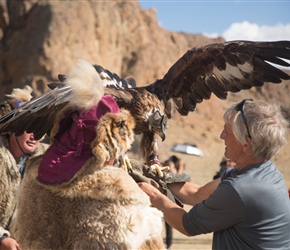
29, 133, 35, 140
220, 130, 225, 140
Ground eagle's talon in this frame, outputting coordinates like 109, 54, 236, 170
149, 164, 170, 178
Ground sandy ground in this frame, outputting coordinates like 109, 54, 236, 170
169, 232, 212, 250
162, 212, 213, 250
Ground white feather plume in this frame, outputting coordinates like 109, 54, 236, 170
65, 59, 104, 110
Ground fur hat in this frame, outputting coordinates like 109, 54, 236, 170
0, 85, 33, 117
38, 95, 120, 185
5, 85, 33, 106
37, 60, 120, 185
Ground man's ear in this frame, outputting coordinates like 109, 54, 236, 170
243, 137, 252, 152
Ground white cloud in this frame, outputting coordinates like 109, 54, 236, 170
203, 21, 290, 69
222, 21, 290, 41
203, 21, 290, 42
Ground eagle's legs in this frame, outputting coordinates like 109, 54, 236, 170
149, 163, 170, 177
142, 132, 169, 177
147, 156, 170, 178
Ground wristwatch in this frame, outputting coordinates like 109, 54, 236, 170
0, 233, 8, 243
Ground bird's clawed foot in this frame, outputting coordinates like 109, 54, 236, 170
148, 160, 170, 178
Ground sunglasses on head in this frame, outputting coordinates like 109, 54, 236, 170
235, 98, 253, 138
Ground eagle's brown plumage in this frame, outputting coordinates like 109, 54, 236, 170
0, 40, 290, 165
105, 87, 166, 162
148, 40, 290, 116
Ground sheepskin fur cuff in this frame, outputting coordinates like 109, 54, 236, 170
0, 233, 8, 242
0, 228, 9, 238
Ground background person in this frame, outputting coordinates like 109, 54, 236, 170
0, 87, 49, 250
0, 131, 49, 250
139, 99, 290, 249
213, 157, 236, 180
168, 155, 185, 174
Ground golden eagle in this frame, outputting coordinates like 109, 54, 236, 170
0, 40, 290, 170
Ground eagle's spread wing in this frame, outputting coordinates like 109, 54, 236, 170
0, 60, 106, 140
0, 40, 290, 167
146, 40, 290, 117
0, 85, 72, 139
94, 64, 136, 89
98, 40, 290, 164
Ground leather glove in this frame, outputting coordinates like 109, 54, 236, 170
128, 159, 160, 189
128, 159, 191, 207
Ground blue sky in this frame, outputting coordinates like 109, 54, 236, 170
139, 1, 290, 41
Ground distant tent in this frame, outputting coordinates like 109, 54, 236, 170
171, 143, 204, 156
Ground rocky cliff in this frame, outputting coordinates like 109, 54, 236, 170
0, 0, 224, 96
0, 0, 289, 186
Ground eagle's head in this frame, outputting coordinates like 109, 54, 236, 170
129, 89, 168, 142
148, 108, 168, 141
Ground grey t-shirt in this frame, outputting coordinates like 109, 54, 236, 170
182, 160, 290, 250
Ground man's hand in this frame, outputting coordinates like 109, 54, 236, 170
138, 182, 163, 205
127, 159, 191, 207
129, 168, 160, 189
0, 237, 20, 250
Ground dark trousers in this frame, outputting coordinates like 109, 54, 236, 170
165, 222, 172, 249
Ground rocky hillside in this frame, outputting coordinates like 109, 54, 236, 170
0, 0, 289, 187
0, 0, 224, 97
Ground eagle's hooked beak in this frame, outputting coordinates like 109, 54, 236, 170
159, 115, 168, 141
148, 110, 168, 142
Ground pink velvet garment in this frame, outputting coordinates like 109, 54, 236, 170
38, 95, 120, 185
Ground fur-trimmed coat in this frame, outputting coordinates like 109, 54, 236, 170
0, 135, 48, 237
10, 156, 164, 250
10, 110, 165, 250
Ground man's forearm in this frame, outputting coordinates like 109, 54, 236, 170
138, 182, 190, 236
168, 178, 221, 206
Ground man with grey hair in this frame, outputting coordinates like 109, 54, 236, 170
139, 99, 290, 249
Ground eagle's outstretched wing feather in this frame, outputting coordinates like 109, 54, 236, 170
148, 40, 290, 116
0, 84, 72, 140
94, 64, 136, 89
0, 40, 290, 166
